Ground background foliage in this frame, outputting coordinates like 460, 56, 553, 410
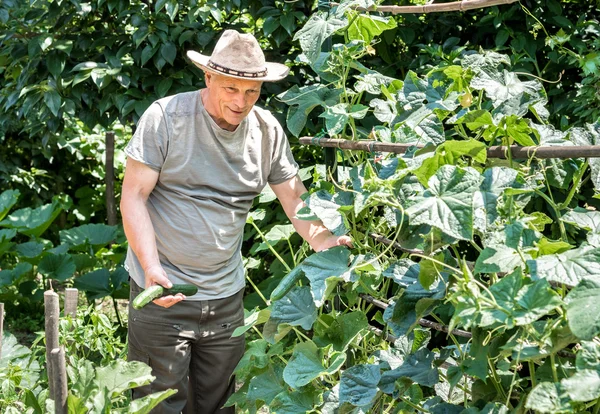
1, 0, 599, 412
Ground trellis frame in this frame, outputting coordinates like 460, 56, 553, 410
330, 0, 519, 14
299, 137, 600, 159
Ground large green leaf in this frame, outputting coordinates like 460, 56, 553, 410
569, 123, 600, 190
412, 139, 487, 185
470, 69, 545, 119
562, 207, 600, 232
304, 190, 348, 236
461, 51, 511, 74
283, 341, 346, 389
233, 340, 270, 378
124, 389, 178, 414
0, 331, 41, 391
270, 389, 317, 414
394, 71, 459, 145
339, 364, 381, 406
0, 189, 19, 221
38, 253, 76, 281
0, 195, 72, 237
320, 103, 369, 136
473, 167, 521, 233
474, 246, 529, 274
314, 311, 368, 352
253, 224, 296, 253
301, 246, 352, 306
525, 382, 573, 413
379, 348, 439, 391
478, 270, 562, 329
347, 13, 396, 45
278, 85, 343, 136
95, 360, 156, 397
293, 12, 347, 63
73, 268, 111, 300
15, 241, 45, 258
0, 228, 17, 255
382, 260, 446, 335
60, 223, 118, 249
270, 286, 317, 330
561, 370, 600, 402
247, 365, 286, 406
405, 165, 482, 241
577, 341, 600, 372
565, 278, 600, 340
528, 245, 600, 286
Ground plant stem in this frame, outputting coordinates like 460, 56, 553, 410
529, 360, 537, 388
431, 313, 464, 359
559, 160, 588, 210
252, 325, 287, 364
112, 297, 122, 327
246, 274, 269, 306
534, 188, 568, 241
293, 327, 312, 342
397, 395, 430, 413
593, 397, 600, 414
250, 221, 291, 272
488, 357, 509, 404
550, 353, 559, 383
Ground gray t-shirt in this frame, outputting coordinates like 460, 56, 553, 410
124, 90, 299, 300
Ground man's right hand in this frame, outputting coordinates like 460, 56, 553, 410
144, 265, 185, 308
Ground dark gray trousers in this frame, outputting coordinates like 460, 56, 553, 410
128, 280, 245, 414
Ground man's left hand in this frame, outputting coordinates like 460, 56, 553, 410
314, 234, 353, 252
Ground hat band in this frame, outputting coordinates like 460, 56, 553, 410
207, 60, 268, 78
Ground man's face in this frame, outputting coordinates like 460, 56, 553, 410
204, 72, 263, 131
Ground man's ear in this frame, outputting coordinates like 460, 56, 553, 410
204, 72, 211, 86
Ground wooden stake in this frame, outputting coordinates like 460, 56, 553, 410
0, 303, 4, 359
64, 288, 78, 318
44, 291, 60, 399
106, 131, 116, 226
50, 347, 68, 414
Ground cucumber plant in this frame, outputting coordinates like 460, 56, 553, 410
228, 1, 600, 413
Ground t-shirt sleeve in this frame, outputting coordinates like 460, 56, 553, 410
124, 102, 169, 172
267, 123, 299, 185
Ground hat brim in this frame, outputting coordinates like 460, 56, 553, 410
186, 50, 289, 82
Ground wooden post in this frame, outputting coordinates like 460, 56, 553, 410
50, 347, 68, 414
44, 291, 60, 399
64, 288, 78, 318
106, 131, 116, 226
0, 302, 4, 359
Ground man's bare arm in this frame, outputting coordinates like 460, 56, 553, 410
120, 157, 184, 308
270, 175, 352, 252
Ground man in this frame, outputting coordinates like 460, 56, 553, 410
120, 30, 352, 413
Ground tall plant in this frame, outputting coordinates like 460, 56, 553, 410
228, 1, 600, 412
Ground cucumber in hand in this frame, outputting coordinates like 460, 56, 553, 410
132, 284, 198, 309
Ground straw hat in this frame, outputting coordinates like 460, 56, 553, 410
187, 30, 290, 82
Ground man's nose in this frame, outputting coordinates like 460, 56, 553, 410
233, 93, 246, 108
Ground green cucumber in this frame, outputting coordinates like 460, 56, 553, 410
132, 284, 199, 309
270, 265, 303, 301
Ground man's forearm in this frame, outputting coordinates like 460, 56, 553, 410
280, 196, 335, 252
121, 194, 161, 273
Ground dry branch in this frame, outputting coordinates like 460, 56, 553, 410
331, 0, 519, 14
360, 293, 472, 338
369, 232, 425, 254
299, 137, 600, 159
